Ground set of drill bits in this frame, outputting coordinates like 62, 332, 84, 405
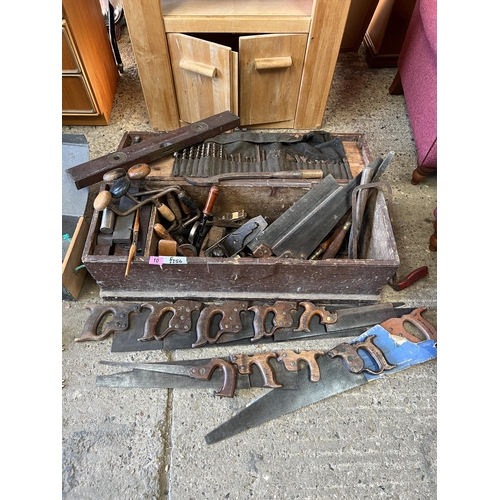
172, 131, 353, 181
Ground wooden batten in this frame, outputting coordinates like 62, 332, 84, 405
62, 217, 89, 300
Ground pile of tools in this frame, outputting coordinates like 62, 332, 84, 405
90, 152, 396, 273
66, 111, 436, 445
67, 111, 400, 274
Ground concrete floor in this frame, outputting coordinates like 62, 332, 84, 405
62, 24, 437, 500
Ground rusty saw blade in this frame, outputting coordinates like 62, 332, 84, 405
96, 355, 300, 392
205, 310, 437, 444
109, 302, 410, 353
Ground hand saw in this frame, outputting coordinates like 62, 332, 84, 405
247, 173, 359, 259
105, 301, 412, 352
204, 307, 437, 444
97, 307, 435, 400
97, 351, 303, 396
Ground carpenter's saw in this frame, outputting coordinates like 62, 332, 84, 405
204, 308, 437, 444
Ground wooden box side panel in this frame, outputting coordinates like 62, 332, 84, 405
85, 258, 398, 302
359, 189, 399, 262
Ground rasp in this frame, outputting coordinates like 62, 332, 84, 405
205, 308, 437, 444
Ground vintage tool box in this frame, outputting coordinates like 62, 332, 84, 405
82, 133, 399, 303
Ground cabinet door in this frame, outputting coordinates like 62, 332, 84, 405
167, 33, 236, 124
239, 34, 307, 126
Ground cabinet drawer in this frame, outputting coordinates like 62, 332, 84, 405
62, 23, 79, 73
62, 75, 97, 114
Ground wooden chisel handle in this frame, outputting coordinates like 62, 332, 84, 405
153, 223, 173, 240
154, 201, 176, 222
321, 214, 352, 260
125, 208, 140, 276
203, 186, 220, 216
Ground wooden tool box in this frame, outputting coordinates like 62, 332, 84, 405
82, 133, 399, 302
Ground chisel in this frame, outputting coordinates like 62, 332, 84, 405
191, 186, 220, 249
125, 208, 140, 276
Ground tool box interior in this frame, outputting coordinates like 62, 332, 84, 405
82, 132, 399, 303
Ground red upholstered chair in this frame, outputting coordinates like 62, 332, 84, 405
389, 0, 437, 185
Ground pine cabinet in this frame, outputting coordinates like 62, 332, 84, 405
121, 0, 351, 130
62, 0, 119, 125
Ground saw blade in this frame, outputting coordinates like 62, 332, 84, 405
110, 302, 408, 353
205, 355, 366, 445
205, 324, 437, 444
96, 356, 300, 390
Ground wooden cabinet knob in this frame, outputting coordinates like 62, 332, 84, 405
254, 56, 292, 70
179, 58, 217, 78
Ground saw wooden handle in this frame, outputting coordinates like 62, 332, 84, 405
380, 307, 437, 343
230, 353, 282, 388
248, 301, 297, 341
295, 302, 338, 332
277, 349, 324, 382
189, 358, 237, 398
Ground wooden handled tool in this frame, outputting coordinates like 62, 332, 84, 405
202, 186, 220, 218
154, 223, 177, 256
309, 232, 336, 260
193, 186, 220, 249
125, 208, 140, 277
321, 213, 352, 260
184, 169, 324, 186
